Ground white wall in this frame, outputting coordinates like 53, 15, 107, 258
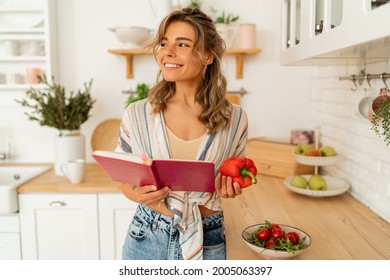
309, 62, 390, 223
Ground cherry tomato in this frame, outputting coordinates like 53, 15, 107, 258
287, 231, 300, 243
271, 228, 284, 239
284, 233, 297, 245
265, 239, 278, 248
256, 228, 270, 241
269, 224, 281, 232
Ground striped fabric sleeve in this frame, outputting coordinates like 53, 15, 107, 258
115, 107, 133, 153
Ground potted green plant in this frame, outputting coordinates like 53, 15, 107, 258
16, 74, 95, 175
214, 11, 239, 24
187, 0, 202, 9
16, 74, 95, 131
210, 8, 240, 49
125, 83, 150, 107
371, 92, 390, 145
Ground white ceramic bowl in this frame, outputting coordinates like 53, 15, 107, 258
109, 26, 153, 48
293, 154, 340, 166
242, 223, 311, 259
284, 175, 351, 197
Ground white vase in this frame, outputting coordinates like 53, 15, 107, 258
54, 130, 85, 176
216, 23, 239, 49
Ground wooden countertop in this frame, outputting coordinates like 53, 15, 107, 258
17, 164, 390, 259
222, 175, 390, 260
17, 164, 122, 193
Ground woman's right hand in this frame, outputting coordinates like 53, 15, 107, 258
122, 183, 170, 206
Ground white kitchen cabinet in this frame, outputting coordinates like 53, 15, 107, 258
19, 193, 100, 260
0, 214, 21, 260
0, 0, 57, 106
281, 0, 390, 65
98, 193, 137, 260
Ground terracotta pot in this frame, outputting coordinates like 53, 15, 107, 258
368, 88, 389, 122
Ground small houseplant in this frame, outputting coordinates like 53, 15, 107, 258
16, 74, 95, 132
371, 92, 390, 145
125, 83, 150, 107
214, 11, 239, 24
209, 7, 240, 48
16, 74, 95, 176
187, 0, 202, 9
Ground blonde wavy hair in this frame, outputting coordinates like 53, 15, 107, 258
147, 8, 230, 133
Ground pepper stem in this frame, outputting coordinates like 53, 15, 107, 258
240, 167, 257, 184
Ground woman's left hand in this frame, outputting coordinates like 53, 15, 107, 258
215, 174, 242, 198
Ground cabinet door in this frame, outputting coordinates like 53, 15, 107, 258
0, 233, 21, 260
0, 214, 21, 260
98, 193, 138, 260
19, 193, 99, 260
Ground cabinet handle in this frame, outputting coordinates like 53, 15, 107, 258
49, 201, 67, 207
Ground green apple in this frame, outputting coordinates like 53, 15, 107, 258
290, 175, 308, 189
308, 175, 327, 191
295, 144, 310, 155
320, 146, 336, 156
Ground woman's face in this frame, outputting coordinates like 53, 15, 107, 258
157, 21, 207, 85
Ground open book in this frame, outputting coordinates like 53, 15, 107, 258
92, 150, 216, 192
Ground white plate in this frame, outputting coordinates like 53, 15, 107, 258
0, 11, 44, 28
293, 154, 340, 166
242, 224, 311, 259
284, 175, 350, 197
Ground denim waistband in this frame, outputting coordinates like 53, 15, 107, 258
136, 203, 223, 230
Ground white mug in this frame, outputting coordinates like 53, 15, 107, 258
6, 73, 23, 84
4, 40, 21, 56
24, 40, 45, 56
61, 159, 86, 184
0, 73, 5, 84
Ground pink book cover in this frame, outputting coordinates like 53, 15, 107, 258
92, 150, 216, 192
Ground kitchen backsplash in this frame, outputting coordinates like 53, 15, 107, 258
309, 62, 390, 223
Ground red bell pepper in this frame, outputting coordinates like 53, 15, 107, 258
219, 157, 258, 188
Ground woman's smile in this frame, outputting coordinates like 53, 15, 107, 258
164, 63, 183, 70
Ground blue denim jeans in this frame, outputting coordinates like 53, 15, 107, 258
122, 203, 226, 260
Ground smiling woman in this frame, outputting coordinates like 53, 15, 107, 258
115, 7, 250, 261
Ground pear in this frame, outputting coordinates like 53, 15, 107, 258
295, 144, 310, 155
308, 175, 327, 191
290, 175, 308, 189
320, 146, 336, 156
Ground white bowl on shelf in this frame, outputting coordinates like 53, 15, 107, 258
283, 175, 350, 197
0, 12, 44, 28
293, 154, 340, 166
108, 26, 153, 48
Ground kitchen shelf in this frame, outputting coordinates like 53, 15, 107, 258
108, 48, 261, 79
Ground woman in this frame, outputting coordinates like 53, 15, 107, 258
116, 8, 249, 260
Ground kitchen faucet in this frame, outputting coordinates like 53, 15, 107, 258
0, 143, 11, 160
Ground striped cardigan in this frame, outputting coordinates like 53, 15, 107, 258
116, 98, 248, 260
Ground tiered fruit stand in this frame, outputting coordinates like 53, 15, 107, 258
283, 128, 351, 197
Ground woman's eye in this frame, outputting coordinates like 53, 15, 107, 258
178, 43, 188, 47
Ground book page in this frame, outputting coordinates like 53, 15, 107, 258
93, 150, 151, 165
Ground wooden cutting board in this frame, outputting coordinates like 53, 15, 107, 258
91, 119, 121, 151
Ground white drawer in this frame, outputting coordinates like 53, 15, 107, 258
0, 214, 20, 232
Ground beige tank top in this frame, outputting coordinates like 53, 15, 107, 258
166, 126, 205, 160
